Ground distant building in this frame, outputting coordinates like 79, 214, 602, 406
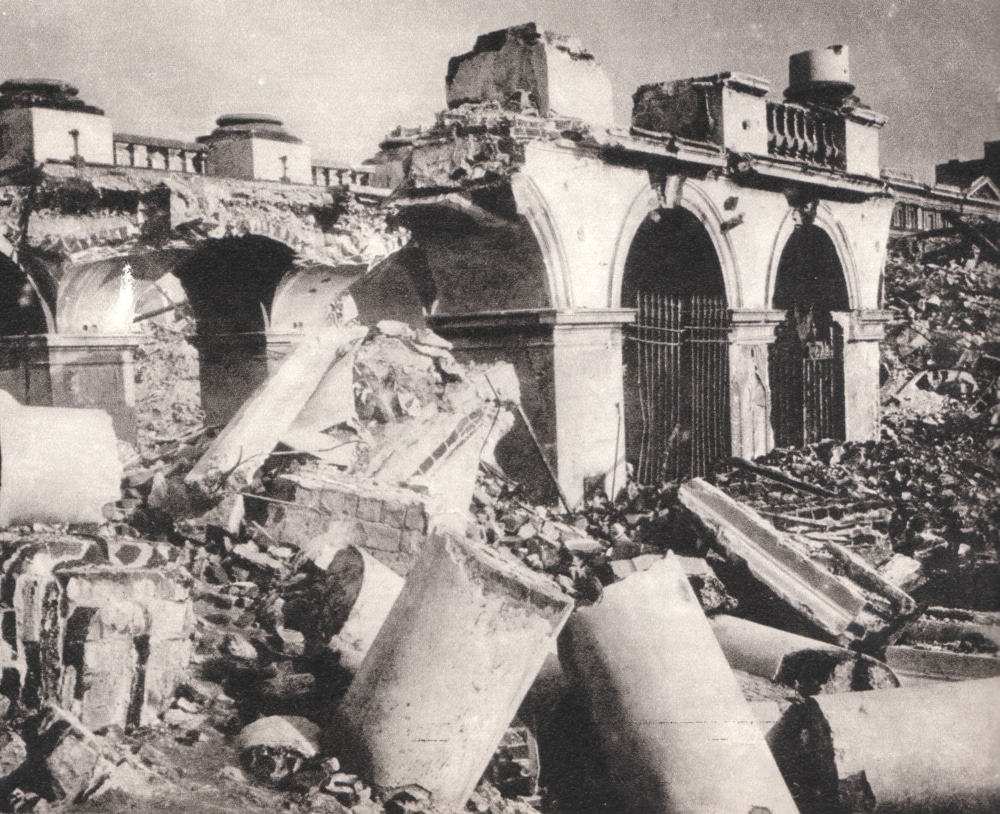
882, 141, 1000, 237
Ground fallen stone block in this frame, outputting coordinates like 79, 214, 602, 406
0, 729, 26, 780
336, 527, 573, 808
768, 677, 1000, 813
711, 614, 899, 694
0, 396, 121, 526
560, 553, 799, 814
679, 478, 907, 647
186, 323, 368, 492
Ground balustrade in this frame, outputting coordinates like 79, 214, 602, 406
766, 102, 845, 170
112, 134, 206, 174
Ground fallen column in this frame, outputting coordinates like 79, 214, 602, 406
711, 614, 899, 693
0, 395, 121, 526
769, 676, 1000, 813
336, 526, 573, 808
679, 478, 910, 647
187, 323, 368, 491
560, 553, 799, 814
281, 535, 404, 672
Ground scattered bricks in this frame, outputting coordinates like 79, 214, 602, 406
352, 521, 402, 554
560, 554, 799, 814
769, 677, 1000, 813
710, 615, 900, 695
356, 496, 383, 525
336, 528, 573, 808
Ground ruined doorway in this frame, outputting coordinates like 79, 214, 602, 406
622, 208, 730, 483
0, 255, 51, 405
176, 236, 293, 426
769, 224, 849, 447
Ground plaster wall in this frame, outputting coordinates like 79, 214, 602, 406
30, 108, 114, 166
252, 138, 312, 185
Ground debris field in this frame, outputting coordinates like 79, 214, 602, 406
0, 236, 993, 814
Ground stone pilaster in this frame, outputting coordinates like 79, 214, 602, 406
430, 309, 634, 507
835, 309, 892, 442
727, 310, 785, 460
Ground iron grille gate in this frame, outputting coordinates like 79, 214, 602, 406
770, 311, 845, 447
625, 292, 730, 483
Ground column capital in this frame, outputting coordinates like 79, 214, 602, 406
728, 309, 786, 344
832, 309, 894, 342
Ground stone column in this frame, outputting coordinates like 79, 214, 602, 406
46, 333, 139, 442
337, 528, 573, 807
727, 309, 784, 460
835, 309, 891, 442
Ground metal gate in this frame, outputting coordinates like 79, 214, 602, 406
625, 292, 730, 483
770, 308, 844, 447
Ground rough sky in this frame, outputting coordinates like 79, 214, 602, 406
1, 0, 996, 180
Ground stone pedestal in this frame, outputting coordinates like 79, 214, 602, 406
431, 309, 633, 507
46, 333, 138, 443
728, 310, 784, 460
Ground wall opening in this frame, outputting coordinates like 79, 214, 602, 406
175, 235, 295, 425
621, 208, 731, 483
769, 224, 849, 447
0, 254, 51, 404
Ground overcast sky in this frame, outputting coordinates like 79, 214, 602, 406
1, 0, 996, 180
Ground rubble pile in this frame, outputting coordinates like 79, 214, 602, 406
132, 316, 204, 455
0, 293, 996, 812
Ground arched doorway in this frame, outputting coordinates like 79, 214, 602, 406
0, 254, 51, 404
769, 224, 849, 447
622, 208, 730, 482
176, 235, 295, 425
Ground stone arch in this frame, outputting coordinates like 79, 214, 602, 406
768, 220, 851, 447
619, 201, 732, 482
173, 235, 297, 425
0, 253, 53, 404
510, 173, 573, 309
765, 203, 861, 312
610, 178, 743, 310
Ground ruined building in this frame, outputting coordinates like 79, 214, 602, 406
0, 26, 903, 505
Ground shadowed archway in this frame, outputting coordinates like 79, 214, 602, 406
621, 208, 731, 482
